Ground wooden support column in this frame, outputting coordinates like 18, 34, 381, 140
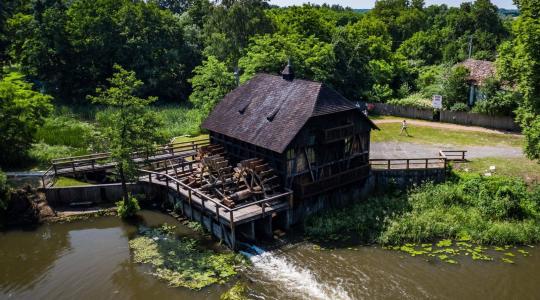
262, 216, 273, 239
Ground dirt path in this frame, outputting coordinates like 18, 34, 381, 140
371, 142, 524, 160
373, 118, 522, 136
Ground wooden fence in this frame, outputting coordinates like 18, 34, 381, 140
440, 110, 520, 131
370, 103, 434, 121
370, 103, 521, 132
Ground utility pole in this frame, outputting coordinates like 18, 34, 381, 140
468, 35, 473, 59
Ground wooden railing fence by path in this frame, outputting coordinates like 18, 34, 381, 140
439, 150, 467, 162
370, 149, 467, 171
370, 158, 447, 170
41, 138, 210, 188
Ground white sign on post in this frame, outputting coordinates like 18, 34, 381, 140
432, 95, 443, 109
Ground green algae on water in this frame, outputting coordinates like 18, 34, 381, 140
220, 282, 249, 300
129, 225, 243, 290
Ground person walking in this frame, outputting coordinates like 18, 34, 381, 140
400, 120, 410, 136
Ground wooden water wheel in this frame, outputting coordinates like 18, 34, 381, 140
222, 158, 280, 208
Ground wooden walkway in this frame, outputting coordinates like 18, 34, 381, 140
41, 139, 209, 187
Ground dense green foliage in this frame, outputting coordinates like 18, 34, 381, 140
305, 174, 540, 245
189, 56, 236, 115
496, 0, 540, 161
116, 196, 141, 219
0, 0, 514, 107
0, 71, 52, 167
0, 169, 9, 212
129, 225, 242, 290
0, 0, 533, 168
90, 65, 164, 214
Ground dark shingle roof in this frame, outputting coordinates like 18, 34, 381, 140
202, 73, 377, 153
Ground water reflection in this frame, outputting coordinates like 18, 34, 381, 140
1, 211, 540, 300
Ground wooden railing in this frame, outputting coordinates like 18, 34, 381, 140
370, 158, 447, 170
42, 138, 210, 188
439, 150, 467, 161
138, 169, 293, 226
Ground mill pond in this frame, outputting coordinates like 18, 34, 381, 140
1, 210, 539, 300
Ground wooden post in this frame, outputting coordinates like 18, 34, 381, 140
72, 161, 76, 173
149, 173, 152, 183
200, 197, 205, 224
188, 189, 192, 205
425, 159, 428, 169
215, 206, 219, 221
406, 159, 410, 169
387, 160, 391, 170
176, 182, 180, 193
228, 210, 236, 249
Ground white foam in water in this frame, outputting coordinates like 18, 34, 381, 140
249, 250, 352, 300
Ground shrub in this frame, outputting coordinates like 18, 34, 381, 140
116, 195, 141, 219
387, 93, 432, 109
0, 169, 9, 211
305, 174, 540, 246
449, 102, 469, 112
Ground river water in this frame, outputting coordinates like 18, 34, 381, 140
1, 211, 539, 300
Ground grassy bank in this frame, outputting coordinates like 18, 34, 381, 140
453, 157, 540, 185
26, 105, 205, 169
371, 122, 523, 148
305, 173, 540, 246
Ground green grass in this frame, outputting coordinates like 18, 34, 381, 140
305, 174, 540, 246
454, 157, 540, 184
27, 105, 206, 169
54, 177, 94, 187
172, 134, 209, 144
372, 122, 523, 148
96, 105, 204, 140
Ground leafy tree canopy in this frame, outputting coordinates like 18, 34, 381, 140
90, 65, 165, 204
189, 56, 236, 115
0, 71, 53, 167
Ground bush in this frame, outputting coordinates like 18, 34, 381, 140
0, 72, 53, 166
305, 174, 540, 246
116, 195, 141, 219
449, 102, 469, 112
387, 93, 432, 109
382, 174, 540, 245
0, 170, 9, 212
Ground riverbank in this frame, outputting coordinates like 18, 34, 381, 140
2, 212, 540, 300
305, 172, 540, 246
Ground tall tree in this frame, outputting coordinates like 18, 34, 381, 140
498, 0, 540, 160
238, 33, 335, 83
203, 0, 272, 67
90, 65, 164, 216
0, 71, 53, 167
189, 56, 236, 115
